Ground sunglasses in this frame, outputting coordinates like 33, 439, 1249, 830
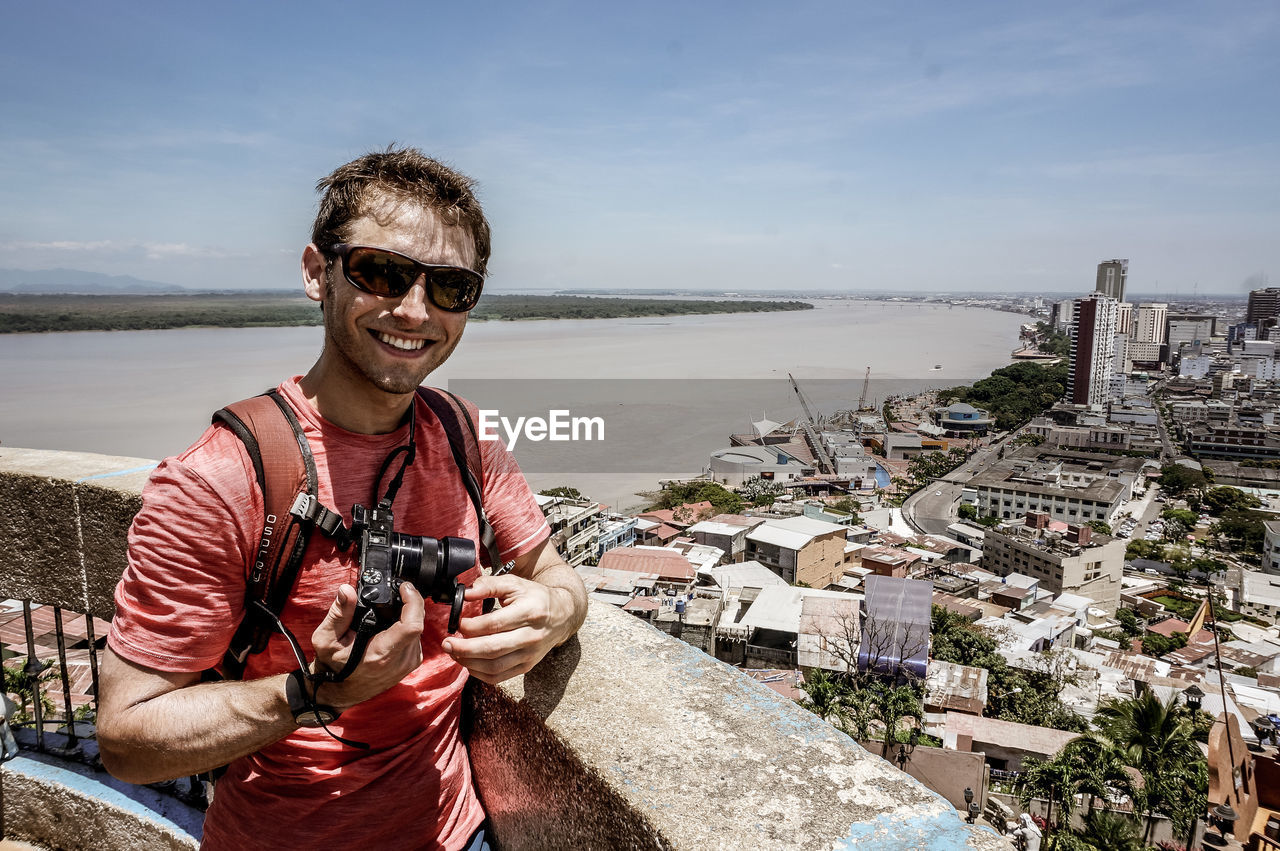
328, 243, 484, 312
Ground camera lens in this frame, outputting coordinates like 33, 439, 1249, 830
390, 533, 426, 589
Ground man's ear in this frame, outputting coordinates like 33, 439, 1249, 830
302, 244, 328, 303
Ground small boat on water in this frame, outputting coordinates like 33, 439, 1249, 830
931, 364, 942, 370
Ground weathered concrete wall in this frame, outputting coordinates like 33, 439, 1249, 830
469, 602, 1010, 849
0, 756, 198, 851
2, 448, 1010, 850
0, 448, 154, 620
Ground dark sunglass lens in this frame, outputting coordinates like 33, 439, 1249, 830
429, 269, 482, 311
346, 249, 415, 296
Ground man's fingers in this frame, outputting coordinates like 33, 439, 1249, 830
465, 573, 538, 601
319, 584, 356, 636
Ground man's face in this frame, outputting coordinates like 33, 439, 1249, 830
305, 202, 478, 396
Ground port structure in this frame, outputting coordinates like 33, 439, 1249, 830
788, 373, 835, 474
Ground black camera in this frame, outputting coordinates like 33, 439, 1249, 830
351, 500, 477, 633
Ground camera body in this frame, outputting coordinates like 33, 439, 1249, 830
352, 500, 477, 633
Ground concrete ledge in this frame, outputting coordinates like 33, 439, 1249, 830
0, 448, 153, 618
0, 755, 199, 850
470, 602, 1009, 849
2, 449, 1009, 850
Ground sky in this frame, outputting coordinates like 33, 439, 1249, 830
1, 1, 1277, 295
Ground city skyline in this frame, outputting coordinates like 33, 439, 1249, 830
2, 2, 1277, 294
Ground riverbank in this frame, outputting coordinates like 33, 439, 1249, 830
0, 292, 811, 334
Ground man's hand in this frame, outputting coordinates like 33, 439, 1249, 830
310, 582, 426, 709
441, 574, 576, 684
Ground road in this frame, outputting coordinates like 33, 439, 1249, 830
902, 433, 1014, 537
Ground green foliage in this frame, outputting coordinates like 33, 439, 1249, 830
472, 294, 815, 321
1088, 519, 1111, 535
1094, 692, 1206, 842
538, 485, 583, 499
1141, 629, 1188, 658
0, 292, 813, 333
645, 481, 743, 516
739, 475, 784, 506
1161, 508, 1198, 526
0, 292, 323, 333
1158, 463, 1208, 497
3, 660, 60, 723
1115, 608, 1144, 639
1202, 485, 1261, 516
1124, 539, 1165, 561
826, 496, 861, 523
936, 361, 1068, 430
796, 670, 924, 755
1213, 507, 1266, 553
1034, 321, 1072, 358
957, 502, 978, 521
930, 606, 1087, 732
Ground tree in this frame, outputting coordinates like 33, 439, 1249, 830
1213, 508, 1266, 553
644, 481, 743, 515
958, 502, 978, 521
1158, 463, 1207, 497
1019, 750, 1079, 845
739, 475, 783, 506
1202, 486, 1261, 516
1094, 692, 1203, 844
1088, 519, 1111, 535
1078, 811, 1144, 851
539, 485, 583, 499
3, 660, 59, 724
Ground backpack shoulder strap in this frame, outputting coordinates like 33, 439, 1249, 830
212, 389, 321, 677
416, 386, 504, 573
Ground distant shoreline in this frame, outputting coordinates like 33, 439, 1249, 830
0, 293, 814, 334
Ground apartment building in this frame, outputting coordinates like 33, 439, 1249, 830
981, 516, 1125, 612
964, 449, 1131, 526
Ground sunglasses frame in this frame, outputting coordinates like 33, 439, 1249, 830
328, 243, 484, 313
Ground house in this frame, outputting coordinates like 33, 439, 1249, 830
859, 546, 924, 579
743, 515, 848, 587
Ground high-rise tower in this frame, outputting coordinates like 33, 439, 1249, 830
1095, 259, 1128, 301
1068, 294, 1119, 406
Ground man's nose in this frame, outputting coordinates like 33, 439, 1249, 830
391, 278, 431, 324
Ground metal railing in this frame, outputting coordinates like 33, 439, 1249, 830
1, 596, 208, 810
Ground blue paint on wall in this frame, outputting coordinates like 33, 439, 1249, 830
5, 754, 203, 840
834, 809, 996, 849
75, 464, 157, 482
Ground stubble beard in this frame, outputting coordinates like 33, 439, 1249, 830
320, 295, 460, 396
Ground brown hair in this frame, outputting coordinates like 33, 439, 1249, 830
311, 145, 491, 275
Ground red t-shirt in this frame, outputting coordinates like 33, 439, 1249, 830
109, 378, 550, 850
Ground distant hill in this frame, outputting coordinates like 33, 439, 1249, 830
0, 268, 186, 294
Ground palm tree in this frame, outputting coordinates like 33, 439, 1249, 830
1094, 692, 1202, 843
1018, 750, 1079, 846
798, 669, 848, 728
1078, 811, 1144, 851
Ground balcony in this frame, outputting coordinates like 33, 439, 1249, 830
0, 448, 1009, 849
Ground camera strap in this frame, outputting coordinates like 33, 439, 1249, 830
211, 385, 501, 682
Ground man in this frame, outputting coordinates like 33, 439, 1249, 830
97, 148, 587, 850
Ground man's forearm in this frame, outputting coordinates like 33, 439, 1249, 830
97, 651, 299, 784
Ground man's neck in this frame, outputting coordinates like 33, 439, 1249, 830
298, 361, 414, 435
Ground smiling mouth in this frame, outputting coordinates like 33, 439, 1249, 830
373, 331, 429, 351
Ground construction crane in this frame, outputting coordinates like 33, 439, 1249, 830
788, 373, 834, 474
857, 366, 875, 413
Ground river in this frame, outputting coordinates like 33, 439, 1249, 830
0, 300, 1025, 510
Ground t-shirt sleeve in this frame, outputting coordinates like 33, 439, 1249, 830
468, 405, 550, 563
108, 426, 259, 673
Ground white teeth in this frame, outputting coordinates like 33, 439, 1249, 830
376, 332, 427, 351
